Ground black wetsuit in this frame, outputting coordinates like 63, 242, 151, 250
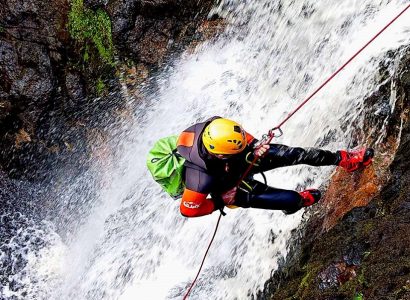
234, 144, 339, 213
177, 116, 340, 217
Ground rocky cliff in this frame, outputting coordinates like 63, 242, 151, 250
0, 0, 216, 180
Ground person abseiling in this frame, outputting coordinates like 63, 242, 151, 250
176, 116, 374, 217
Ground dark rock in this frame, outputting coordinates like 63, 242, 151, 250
107, 0, 214, 62
0, 0, 70, 179
127, 15, 149, 44
1, 0, 215, 179
0, 39, 19, 87
107, 0, 140, 42
65, 71, 86, 104
137, 26, 171, 64
84, 0, 108, 9
393, 200, 410, 215
399, 68, 410, 88
1, 0, 68, 47
10, 67, 53, 101
318, 262, 358, 290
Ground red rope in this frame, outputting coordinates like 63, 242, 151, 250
182, 4, 409, 299
182, 213, 222, 300
274, 3, 410, 130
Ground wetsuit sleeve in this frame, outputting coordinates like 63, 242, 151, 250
180, 188, 215, 217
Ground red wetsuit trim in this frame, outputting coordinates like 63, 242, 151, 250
180, 188, 215, 217
245, 131, 254, 144
177, 132, 195, 147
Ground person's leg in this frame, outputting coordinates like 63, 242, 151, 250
251, 144, 374, 173
234, 179, 315, 212
252, 144, 340, 173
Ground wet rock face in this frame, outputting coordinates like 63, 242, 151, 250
0, 16, 58, 113
0, 0, 71, 179
5, 41, 53, 102
318, 262, 358, 290
127, 17, 174, 64
65, 71, 86, 103
0, 0, 215, 179
85, 0, 109, 8
107, 0, 214, 64
1, 0, 68, 46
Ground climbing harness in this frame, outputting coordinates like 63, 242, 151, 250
182, 4, 410, 299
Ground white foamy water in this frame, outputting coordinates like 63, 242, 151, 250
3, 1, 410, 299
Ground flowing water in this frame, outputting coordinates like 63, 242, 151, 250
2, 0, 410, 299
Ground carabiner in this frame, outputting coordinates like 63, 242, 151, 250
268, 127, 283, 138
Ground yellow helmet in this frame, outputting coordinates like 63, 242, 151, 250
202, 118, 247, 155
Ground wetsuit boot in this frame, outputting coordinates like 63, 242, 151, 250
283, 189, 321, 215
299, 189, 322, 206
337, 148, 374, 172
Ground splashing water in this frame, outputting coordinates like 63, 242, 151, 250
2, 1, 410, 299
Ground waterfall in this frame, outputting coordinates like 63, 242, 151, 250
2, 1, 409, 299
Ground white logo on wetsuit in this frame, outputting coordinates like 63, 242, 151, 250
183, 201, 200, 209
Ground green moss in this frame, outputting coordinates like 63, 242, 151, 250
0, 25, 4, 33
357, 268, 368, 289
294, 264, 321, 299
68, 0, 114, 65
96, 78, 105, 95
299, 271, 311, 289
353, 292, 363, 300
83, 44, 90, 62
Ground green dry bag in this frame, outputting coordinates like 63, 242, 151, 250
146, 135, 185, 199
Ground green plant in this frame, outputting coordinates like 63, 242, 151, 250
353, 292, 363, 300
299, 271, 311, 289
96, 78, 105, 95
68, 0, 114, 65
295, 265, 320, 298
357, 272, 366, 286
83, 44, 90, 62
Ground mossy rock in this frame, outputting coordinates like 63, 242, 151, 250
68, 0, 114, 65
95, 77, 106, 95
